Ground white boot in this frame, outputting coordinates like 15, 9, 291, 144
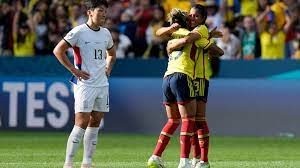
178, 158, 191, 168
147, 155, 165, 168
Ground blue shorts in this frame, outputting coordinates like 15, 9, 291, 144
193, 78, 209, 102
162, 72, 195, 105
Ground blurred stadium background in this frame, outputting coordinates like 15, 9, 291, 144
1, 0, 300, 167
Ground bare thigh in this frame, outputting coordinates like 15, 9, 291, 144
196, 100, 206, 120
88, 111, 104, 127
165, 103, 181, 120
178, 99, 196, 118
75, 111, 104, 129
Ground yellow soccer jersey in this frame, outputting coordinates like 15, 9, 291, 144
165, 27, 213, 79
165, 28, 196, 78
193, 25, 213, 80
260, 30, 285, 59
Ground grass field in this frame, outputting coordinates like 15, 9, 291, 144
0, 131, 300, 168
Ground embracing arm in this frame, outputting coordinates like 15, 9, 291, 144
167, 31, 201, 54
156, 23, 180, 39
207, 43, 224, 57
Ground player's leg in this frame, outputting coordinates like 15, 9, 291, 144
64, 85, 94, 168
177, 100, 196, 168
64, 112, 91, 168
190, 132, 201, 167
148, 75, 180, 168
148, 103, 181, 168
195, 101, 210, 165
194, 79, 210, 167
173, 73, 196, 168
152, 104, 181, 157
81, 86, 109, 168
81, 111, 104, 168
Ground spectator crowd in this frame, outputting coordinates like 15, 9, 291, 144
0, 0, 299, 59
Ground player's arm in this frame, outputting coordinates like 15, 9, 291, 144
195, 37, 224, 57
207, 43, 224, 57
105, 45, 116, 77
167, 31, 201, 54
156, 23, 180, 40
53, 40, 90, 80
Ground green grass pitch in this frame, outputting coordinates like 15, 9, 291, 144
0, 131, 300, 168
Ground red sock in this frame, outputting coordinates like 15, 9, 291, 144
197, 120, 209, 162
191, 131, 200, 158
180, 118, 195, 158
153, 119, 180, 156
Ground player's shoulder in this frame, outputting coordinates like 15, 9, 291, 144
74, 24, 87, 31
101, 27, 110, 32
195, 25, 208, 34
68, 24, 88, 35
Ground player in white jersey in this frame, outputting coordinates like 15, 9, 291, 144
53, 0, 116, 168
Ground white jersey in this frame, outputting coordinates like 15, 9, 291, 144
64, 24, 114, 87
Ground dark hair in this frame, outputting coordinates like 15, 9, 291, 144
84, 0, 108, 10
168, 8, 189, 29
192, 4, 208, 25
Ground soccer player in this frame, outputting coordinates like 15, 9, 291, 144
167, 4, 224, 168
53, 0, 116, 168
147, 9, 197, 168
148, 8, 219, 168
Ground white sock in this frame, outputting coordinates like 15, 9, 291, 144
82, 127, 100, 165
65, 125, 85, 164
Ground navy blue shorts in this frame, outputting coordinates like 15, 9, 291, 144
193, 78, 209, 102
162, 72, 195, 105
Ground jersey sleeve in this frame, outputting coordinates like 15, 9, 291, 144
63, 27, 79, 47
193, 25, 209, 39
195, 38, 213, 50
105, 29, 114, 50
194, 25, 212, 49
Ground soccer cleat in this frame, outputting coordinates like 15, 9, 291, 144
81, 163, 92, 168
147, 155, 166, 168
178, 158, 192, 168
63, 163, 73, 168
195, 161, 210, 168
190, 158, 200, 168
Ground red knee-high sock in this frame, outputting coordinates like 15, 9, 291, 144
191, 129, 200, 158
153, 119, 180, 157
197, 120, 210, 162
180, 118, 195, 158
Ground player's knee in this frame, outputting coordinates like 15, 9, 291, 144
180, 118, 195, 135
195, 120, 209, 133
75, 119, 90, 129
168, 118, 180, 125
162, 118, 180, 135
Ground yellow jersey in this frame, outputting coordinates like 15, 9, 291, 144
165, 27, 213, 79
194, 25, 213, 80
165, 28, 195, 78
13, 32, 36, 57
260, 30, 285, 59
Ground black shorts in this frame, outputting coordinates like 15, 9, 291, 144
162, 72, 195, 105
193, 78, 209, 102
